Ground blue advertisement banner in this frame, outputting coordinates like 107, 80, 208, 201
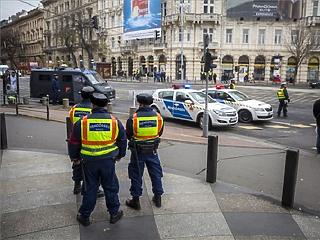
123, 0, 161, 40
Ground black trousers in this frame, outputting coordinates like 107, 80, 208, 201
277, 100, 287, 116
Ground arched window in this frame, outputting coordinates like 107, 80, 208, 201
254, 55, 265, 81
308, 57, 319, 82
221, 55, 234, 81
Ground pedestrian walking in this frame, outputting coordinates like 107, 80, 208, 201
277, 82, 290, 117
9, 71, 17, 92
125, 93, 164, 210
68, 93, 127, 226
213, 73, 217, 84
51, 74, 61, 105
313, 98, 320, 154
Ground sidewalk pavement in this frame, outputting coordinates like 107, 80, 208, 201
1, 105, 320, 240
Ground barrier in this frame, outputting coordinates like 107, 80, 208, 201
206, 135, 218, 183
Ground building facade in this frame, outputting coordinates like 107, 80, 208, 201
41, 0, 98, 68
0, 9, 45, 72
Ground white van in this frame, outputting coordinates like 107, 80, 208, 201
0, 65, 9, 77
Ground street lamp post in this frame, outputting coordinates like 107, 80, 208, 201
178, 1, 189, 82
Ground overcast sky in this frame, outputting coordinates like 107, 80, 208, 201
0, 0, 41, 20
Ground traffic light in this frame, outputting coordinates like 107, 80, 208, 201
91, 16, 99, 30
204, 52, 217, 72
155, 30, 160, 40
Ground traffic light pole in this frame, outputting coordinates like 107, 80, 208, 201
203, 71, 209, 137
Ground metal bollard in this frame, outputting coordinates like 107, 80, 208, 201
282, 149, 299, 208
41, 96, 48, 106
66, 117, 72, 141
107, 102, 113, 113
129, 107, 136, 118
63, 98, 69, 109
206, 135, 218, 183
1, 113, 8, 150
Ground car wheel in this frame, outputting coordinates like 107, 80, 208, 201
238, 109, 253, 123
198, 114, 211, 129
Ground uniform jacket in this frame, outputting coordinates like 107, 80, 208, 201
68, 107, 127, 161
126, 106, 164, 140
313, 99, 320, 127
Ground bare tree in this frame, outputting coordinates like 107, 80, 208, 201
55, 28, 78, 67
286, 21, 320, 84
1, 28, 23, 68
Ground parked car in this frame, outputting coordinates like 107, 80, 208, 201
309, 80, 320, 88
152, 87, 238, 129
202, 88, 273, 123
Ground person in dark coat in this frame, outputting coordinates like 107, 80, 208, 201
51, 74, 61, 105
313, 99, 320, 154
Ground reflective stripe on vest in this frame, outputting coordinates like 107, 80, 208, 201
277, 89, 285, 100
80, 116, 119, 156
133, 112, 163, 141
69, 106, 92, 124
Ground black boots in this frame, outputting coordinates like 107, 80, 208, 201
152, 195, 161, 208
77, 214, 91, 227
73, 181, 81, 195
125, 197, 141, 210
110, 210, 123, 224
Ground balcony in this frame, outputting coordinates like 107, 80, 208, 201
164, 13, 220, 25
306, 16, 320, 26
153, 42, 167, 51
198, 41, 219, 50
120, 45, 137, 54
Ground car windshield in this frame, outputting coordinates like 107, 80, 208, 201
228, 91, 250, 101
189, 91, 216, 104
85, 73, 105, 85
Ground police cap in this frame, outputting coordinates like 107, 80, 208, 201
80, 86, 95, 99
281, 82, 287, 86
136, 93, 153, 105
90, 93, 109, 107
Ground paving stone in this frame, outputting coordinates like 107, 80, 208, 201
3, 187, 76, 213
2, 172, 73, 195
293, 214, 320, 239
235, 236, 306, 240
164, 236, 235, 240
90, 195, 153, 222
1, 203, 78, 238
151, 193, 221, 215
8, 225, 80, 240
155, 212, 232, 239
212, 181, 256, 194
79, 216, 160, 240
224, 212, 305, 237
215, 193, 287, 213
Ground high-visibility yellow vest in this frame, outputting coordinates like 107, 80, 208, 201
80, 115, 119, 156
133, 112, 163, 141
69, 106, 92, 124
230, 83, 236, 89
277, 89, 286, 100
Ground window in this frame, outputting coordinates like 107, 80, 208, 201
186, 29, 190, 42
161, 2, 167, 17
111, 16, 115, 27
62, 75, 72, 82
158, 91, 174, 100
203, 28, 214, 42
203, 0, 214, 14
226, 29, 232, 43
179, 27, 183, 42
314, 1, 319, 16
60, 4, 64, 13
65, 2, 70, 11
162, 30, 166, 42
39, 75, 51, 81
274, 29, 282, 45
242, 29, 249, 44
71, 0, 75, 8
111, 37, 115, 48
291, 30, 299, 44
175, 92, 189, 102
258, 29, 266, 45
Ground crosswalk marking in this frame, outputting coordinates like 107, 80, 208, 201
238, 125, 263, 130
265, 125, 290, 129
310, 123, 316, 127
291, 124, 312, 128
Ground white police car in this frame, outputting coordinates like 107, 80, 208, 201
202, 88, 273, 123
151, 88, 238, 128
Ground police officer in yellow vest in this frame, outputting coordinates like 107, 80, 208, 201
230, 79, 236, 89
68, 93, 127, 226
277, 82, 290, 117
68, 86, 94, 194
125, 93, 164, 210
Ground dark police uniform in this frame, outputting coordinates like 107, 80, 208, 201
277, 83, 290, 117
68, 86, 94, 194
68, 93, 127, 226
126, 93, 164, 210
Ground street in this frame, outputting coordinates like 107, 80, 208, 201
1, 77, 318, 152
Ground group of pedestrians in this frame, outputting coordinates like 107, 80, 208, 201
67, 88, 164, 226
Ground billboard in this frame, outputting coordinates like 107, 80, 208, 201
226, 0, 303, 20
123, 0, 161, 40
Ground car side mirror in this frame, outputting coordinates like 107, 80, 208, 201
184, 99, 193, 105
